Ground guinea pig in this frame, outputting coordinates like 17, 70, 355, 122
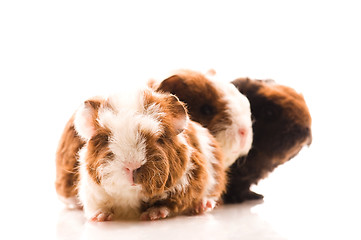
223, 78, 312, 203
55, 87, 226, 221
150, 69, 253, 168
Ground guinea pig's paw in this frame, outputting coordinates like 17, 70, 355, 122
140, 206, 170, 221
195, 198, 216, 214
226, 190, 264, 203
245, 191, 264, 201
90, 210, 114, 222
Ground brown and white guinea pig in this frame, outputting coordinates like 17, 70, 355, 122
149, 69, 253, 168
222, 78, 313, 203
55, 87, 226, 221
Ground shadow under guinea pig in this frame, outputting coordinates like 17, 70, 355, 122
223, 78, 312, 203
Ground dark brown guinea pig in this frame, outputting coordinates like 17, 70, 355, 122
223, 78, 312, 203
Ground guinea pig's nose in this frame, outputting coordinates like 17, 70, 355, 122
238, 128, 246, 137
124, 162, 141, 172
124, 163, 141, 185
238, 128, 249, 149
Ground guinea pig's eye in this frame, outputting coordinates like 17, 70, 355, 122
90, 133, 109, 148
157, 138, 165, 145
200, 104, 214, 116
257, 102, 281, 121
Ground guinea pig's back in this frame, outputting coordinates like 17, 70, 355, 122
55, 115, 85, 204
232, 77, 312, 162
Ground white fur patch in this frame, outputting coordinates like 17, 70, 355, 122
78, 158, 143, 219
213, 82, 253, 167
58, 196, 82, 209
192, 123, 218, 198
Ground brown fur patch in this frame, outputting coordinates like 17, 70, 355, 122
137, 91, 226, 215
78, 97, 114, 184
135, 90, 191, 197
258, 84, 312, 127
144, 89, 188, 134
157, 70, 232, 136
55, 115, 85, 198
141, 121, 226, 216
85, 129, 112, 184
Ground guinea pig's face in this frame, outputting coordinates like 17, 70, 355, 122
156, 70, 253, 167
232, 78, 312, 161
74, 88, 189, 198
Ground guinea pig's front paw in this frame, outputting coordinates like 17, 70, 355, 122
90, 210, 114, 222
194, 198, 216, 214
140, 207, 170, 221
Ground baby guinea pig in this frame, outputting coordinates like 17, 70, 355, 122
223, 78, 312, 203
55, 87, 226, 221
151, 69, 253, 168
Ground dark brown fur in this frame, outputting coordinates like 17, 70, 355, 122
223, 78, 312, 203
156, 70, 232, 136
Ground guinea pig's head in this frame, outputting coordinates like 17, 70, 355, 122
74, 88, 191, 198
155, 69, 253, 167
232, 78, 312, 163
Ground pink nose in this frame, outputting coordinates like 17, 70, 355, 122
238, 128, 248, 148
124, 163, 141, 186
238, 128, 246, 137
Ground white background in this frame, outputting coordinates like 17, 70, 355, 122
1, 1, 360, 239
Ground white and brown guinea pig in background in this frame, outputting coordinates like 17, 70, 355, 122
222, 78, 312, 203
149, 69, 253, 168
55, 87, 226, 221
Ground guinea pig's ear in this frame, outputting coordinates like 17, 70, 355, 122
167, 94, 188, 134
205, 68, 216, 76
157, 75, 185, 93
232, 77, 261, 95
147, 78, 158, 89
74, 99, 103, 140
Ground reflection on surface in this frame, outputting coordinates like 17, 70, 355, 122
56, 200, 286, 240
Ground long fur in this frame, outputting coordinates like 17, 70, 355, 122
55, 87, 226, 220
223, 78, 312, 203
